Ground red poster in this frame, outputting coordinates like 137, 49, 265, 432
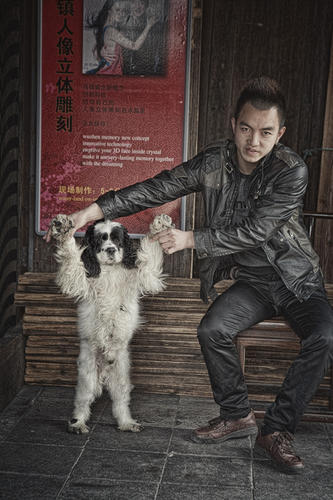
37, 0, 190, 235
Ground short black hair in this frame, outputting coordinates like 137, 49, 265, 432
234, 77, 286, 128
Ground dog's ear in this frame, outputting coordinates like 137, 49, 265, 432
80, 223, 101, 278
122, 227, 137, 269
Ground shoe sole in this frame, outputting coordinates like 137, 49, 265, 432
191, 425, 258, 444
254, 443, 304, 474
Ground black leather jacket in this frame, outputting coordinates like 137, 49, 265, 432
96, 140, 322, 303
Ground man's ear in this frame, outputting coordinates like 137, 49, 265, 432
276, 126, 286, 144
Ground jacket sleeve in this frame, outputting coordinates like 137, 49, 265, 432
95, 152, 205, 219
194, 161, 308, 259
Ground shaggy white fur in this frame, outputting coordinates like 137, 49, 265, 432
50, 214, 173, 434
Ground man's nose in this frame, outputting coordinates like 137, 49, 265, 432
248, 131, 260, 146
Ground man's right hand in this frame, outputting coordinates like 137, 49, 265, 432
43, 203, 104, 243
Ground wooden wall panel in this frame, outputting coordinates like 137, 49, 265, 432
194, 0, 333, 278
0, 1, 21, 337
0, 0, 26, 409
314, 35, 333, 281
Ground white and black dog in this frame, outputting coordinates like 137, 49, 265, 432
50, 213, 173, 434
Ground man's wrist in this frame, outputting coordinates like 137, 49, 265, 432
186, 230, 195, 249
87, 203, 104, 222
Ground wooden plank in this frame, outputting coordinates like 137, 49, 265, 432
15, 293, 74, 307
26, 335, 84, 345
25, 306, 77, 316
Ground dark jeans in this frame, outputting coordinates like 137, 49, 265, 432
197, 274, 333, 434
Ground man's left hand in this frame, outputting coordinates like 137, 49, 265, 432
152, 228, 195, 254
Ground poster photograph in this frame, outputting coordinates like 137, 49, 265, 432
36, 0, 191, 236
82, 0, 168, 76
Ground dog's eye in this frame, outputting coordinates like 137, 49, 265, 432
102, 233, 108, 241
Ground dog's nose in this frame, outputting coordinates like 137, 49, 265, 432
106, 247, 116, 256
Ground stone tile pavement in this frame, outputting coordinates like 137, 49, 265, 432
0, 386, 333, 499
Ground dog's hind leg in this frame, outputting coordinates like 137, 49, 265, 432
67, 341, 99, 434
106, 349, 143, 432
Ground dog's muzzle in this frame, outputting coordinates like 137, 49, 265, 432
105, 247, 116, 257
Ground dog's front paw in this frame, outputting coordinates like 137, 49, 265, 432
149, 214, 174, 235
118, 421, 144, 432
67, 418, 90, 434
50, 214, 74, 242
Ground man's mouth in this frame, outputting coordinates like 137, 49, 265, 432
246, 148, 260, 155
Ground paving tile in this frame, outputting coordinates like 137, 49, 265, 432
253, 461, 333, 499
0, 472, 64, 500
72, 448, 166, 482
131, 391, 179, 406
16, 385, 43, 399
39, 386, 76, 400
131, 403, 178, 428
0, 398, 41, 443
0, 442, 82, 476
175, 396, 222, 429
0, 416, 20, 442
59, 478, 157, 499
169, 428, 252, 458
94, 400, 117, 425
294, 434, 333, 465
88, 422, 172, 452
295, 421, 328, 437
25, 395, 106, 422
162, 454, 252, 487
325, 423, 333, 439
4, 418, 89, 447
0, 387, 42, 420
157, 483, 252, 500
25, 397, 74, 421
100, 399, 178, 428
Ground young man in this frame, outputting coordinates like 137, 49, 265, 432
46, 77, 333, 473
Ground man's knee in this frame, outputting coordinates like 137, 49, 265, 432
197, 316, 231, 348
321, 325, 333, 356
304, 323, 333, 356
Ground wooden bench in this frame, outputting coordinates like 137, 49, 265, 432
15, 273, 333, 421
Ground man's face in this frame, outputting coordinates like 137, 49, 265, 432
231, 102, 286, 174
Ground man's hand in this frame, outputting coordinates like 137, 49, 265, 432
43, 203, 103, 243
152, 228, 195, 254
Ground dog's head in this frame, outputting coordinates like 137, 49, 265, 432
80, 220, 137, 278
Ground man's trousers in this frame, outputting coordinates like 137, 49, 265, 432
197, 275, 333, 434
